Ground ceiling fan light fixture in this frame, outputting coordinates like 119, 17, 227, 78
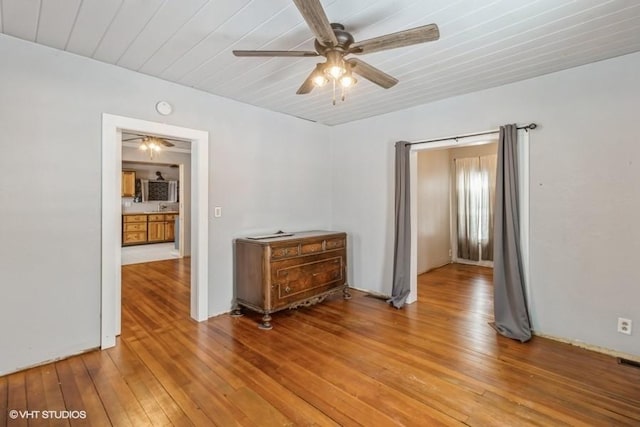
325, 64, 345, 79
324, 51, 346, 79
339, 68, 356, 88
312, 70, 328, 87
139, 137, 162, 159
312, 74, 329, 87
308, 63, 328, 87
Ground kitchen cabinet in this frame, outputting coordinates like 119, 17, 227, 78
147, 214, 166, 242
122, 214, 147, 245
122, 171, 136, 197
165, 214, 177, 241
122, 213, 178, 246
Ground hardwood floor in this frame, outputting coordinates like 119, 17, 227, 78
2, 261, 639, 426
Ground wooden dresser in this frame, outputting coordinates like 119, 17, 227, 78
233, 231, 350, 329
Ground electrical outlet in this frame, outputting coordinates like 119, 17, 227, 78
617, 318, 632, 335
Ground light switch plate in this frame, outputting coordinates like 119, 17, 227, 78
214, 207, 222, 218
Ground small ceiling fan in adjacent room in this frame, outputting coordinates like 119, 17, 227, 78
122, 134, 180, 160
233, 0, 439, 104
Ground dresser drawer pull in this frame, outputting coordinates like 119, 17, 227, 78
284, 286, 291, 293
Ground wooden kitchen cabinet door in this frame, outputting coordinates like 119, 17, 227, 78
122, 171, 136, 197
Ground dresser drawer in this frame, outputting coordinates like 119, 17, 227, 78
124, 222, 147, 232
271, 245, 300, 260
272, 256, 343, 302
325, 238, 345, 250
165, 213, 178, 221
123, 214, 147, 223
301, 241, 323, 255
148, 214, 164, 222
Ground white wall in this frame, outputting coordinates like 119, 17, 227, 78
330, 52, 640, 357
416, 149, 451, 274
0, 34, 331, 375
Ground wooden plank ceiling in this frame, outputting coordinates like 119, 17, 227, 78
1, 0, 639, 125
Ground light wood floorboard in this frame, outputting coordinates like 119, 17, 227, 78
2, 260, 639, 426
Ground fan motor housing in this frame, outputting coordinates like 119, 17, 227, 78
315, 23, 354, 53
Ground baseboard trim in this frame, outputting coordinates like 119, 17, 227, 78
533, 331, 640, 363
361, 289, 391, 300
1, 346, 100, 377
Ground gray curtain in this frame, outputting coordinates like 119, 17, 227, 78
388, 141, 412, 308
493, 124, 532, 342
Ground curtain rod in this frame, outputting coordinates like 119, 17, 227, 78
407, 123, 537, 146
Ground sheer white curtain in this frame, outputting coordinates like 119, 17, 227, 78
140, 179, 149, 202
480, 154, 497, 261
455, 154, 497, 262
168, 180, 178, 202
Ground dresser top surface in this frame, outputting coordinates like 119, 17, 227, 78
236, 230, 345, 245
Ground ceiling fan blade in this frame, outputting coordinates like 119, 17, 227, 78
233, 50, 319, 57
296, 65, 321, 95
124, 134, 176, 147
347, 58, 398, 89
292, 0, 338, 47
349, 23, 439, 55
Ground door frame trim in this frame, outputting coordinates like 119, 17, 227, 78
101, 113, 209, 349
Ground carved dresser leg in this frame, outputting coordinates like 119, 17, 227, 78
259, 314, 273, 330
230, 302, 244, 317
343, 285, 352, 300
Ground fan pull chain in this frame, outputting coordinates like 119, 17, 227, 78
332, 79, 337, 105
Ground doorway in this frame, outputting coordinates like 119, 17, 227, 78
408, 129, 530, 304
101, 114, 209, 349
120, 142, 191, 265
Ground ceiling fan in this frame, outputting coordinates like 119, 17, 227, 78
122, 134, 180, 159
233, 0, 439, 102
122, 134, 179, 147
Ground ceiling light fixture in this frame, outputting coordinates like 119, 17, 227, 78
138, 137, 162, 160
310, 63, 329, 87
312, 53, 357, 105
